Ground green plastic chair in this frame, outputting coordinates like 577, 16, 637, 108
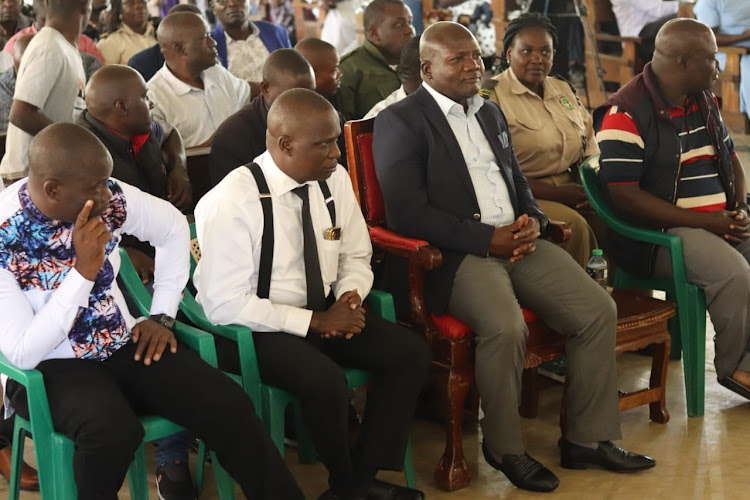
117, 247, 236, 499
183, 223, 417, 488
0, 316, 226, 500
579, 155, 707, 417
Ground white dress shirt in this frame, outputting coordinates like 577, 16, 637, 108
423, 83, 516, 228
364, 85, 408, 119
610, 0, 679, 37
0, 179, 190, 369
194, 151, 373, 337
147, 63, 252, 147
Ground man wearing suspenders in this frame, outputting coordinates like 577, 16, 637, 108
194, 88, 430, 500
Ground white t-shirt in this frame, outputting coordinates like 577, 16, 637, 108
0, 27, 86, 179
147, 63, 251, 148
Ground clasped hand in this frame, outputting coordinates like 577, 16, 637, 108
310, 289, 366, 340
705, 209, 750, 244
489, 214, 541, 263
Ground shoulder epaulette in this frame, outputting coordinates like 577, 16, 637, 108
478, 78, 498, 99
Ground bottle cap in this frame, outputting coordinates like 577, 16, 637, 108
592, 249, 603, 256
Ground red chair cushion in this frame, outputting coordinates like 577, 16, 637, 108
357, 133, 385, 226
430, 314, 472, 339
429, 308, 539, 340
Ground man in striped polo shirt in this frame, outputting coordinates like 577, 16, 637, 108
595, 18, 750, 399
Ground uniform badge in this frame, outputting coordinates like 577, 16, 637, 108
559, 96, 575, 110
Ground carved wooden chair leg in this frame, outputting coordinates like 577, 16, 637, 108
519, 367, 539, 419
649, 336, 671, 424
433, 366, 473, 491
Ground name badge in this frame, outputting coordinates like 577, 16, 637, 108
325, 227, 342, 240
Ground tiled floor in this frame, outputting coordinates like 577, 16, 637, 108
6, 134, 750, 499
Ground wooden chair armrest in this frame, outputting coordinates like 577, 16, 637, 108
547, 220, 572, 243
594, 33, 642, 45
368, 226, 444, 334
718, 46, 750, 56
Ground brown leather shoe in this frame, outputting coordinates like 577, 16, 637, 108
0, 446, 40, 491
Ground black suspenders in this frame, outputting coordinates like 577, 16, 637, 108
245, 162, 336, 300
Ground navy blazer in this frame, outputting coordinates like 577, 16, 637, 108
373, 86, 548, 314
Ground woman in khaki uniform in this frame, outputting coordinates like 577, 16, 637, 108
484, 12, 600, 268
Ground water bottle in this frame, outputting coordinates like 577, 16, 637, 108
586, 249, 608, 289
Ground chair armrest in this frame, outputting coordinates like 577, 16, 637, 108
594, 33, 641, 45
365, 289, 397, 322
118, 247, 154, 317
0, 351, 55, 435
179, 292, 263, 408
174, 321, 218, 368
368, 226, 444, 335
547, 220, 571, 243
718, 46, 749, 56
579, 156, 689, 283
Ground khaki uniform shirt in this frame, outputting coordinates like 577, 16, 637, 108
97, 22, 158, 65
486, 68, 598, 178
338, 39, 401, 120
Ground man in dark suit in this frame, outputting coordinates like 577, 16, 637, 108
373, 21, 656, 493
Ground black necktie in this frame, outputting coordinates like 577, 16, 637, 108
292, 185, 327, 312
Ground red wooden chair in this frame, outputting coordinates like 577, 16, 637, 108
345, 117, 571, 491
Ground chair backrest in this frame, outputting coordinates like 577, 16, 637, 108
186, 149, 212, 211
579, 154, 626, 231
345, 117, 386, 227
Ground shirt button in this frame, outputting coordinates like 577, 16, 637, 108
473, 213, 481, 221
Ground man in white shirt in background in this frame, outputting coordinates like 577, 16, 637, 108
147, 12, 251, 148
0, 0, 91, 187
0, 122, 305, 499
610, 0, 678, 38
194, 88, 430, 500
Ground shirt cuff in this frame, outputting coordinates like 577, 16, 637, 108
282, 306, 314, 337
56, 267, 95, 309
150, 288, 183, 317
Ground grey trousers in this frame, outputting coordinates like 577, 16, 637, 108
448, 240, 622, 456
654, 227, 750, 379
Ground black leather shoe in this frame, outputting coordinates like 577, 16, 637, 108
560, 439, 656, 472
317, 490, 365, 500
481, 441, 559, 492
367, 479, 424, 500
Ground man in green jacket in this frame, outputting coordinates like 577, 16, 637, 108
338, 0, 414, 120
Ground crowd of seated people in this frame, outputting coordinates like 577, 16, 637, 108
1, 0, 750, 498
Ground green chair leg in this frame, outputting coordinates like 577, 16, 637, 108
262, 390, 287, 456
403, 438, 416, 488
681, 285, 707, 417
195, 440, 206, 495
126, 445, 149, 500
8, 424, 25, 500
211, 452, 236, 500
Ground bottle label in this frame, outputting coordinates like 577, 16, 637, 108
587, 268, 608, 288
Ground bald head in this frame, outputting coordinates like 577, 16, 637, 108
85, 65, 153, 136
295, 38, 341, 96
158, 11, 205, 47
167, 2, 201, 15
28, 124, 114, 222
652, 18, 720, 96
654, 18, 714, 62
267, 89, 341, 183
13, 33, 34, 72
295, 38, 336, 60
268, 88, 334, 137
420, 21, 474, 62
262, 49, 314, 84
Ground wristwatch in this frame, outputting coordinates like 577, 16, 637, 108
150, 314, 176, 331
